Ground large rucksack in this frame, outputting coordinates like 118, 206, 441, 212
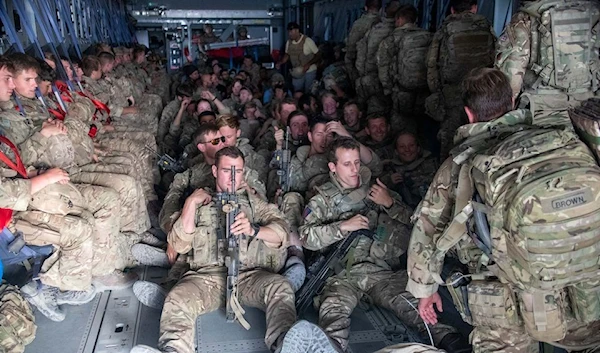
394, 28, 432, 90
447, 120, 600, 342
439, 13, 495, 86
522, 0, 600, 94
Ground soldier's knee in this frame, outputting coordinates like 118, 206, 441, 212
267, 275, 294, 296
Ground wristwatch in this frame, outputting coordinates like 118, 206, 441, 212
250, 223, 260, 237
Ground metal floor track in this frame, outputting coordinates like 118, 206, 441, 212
26, 266, 424, 353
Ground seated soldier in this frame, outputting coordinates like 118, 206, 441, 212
298, 93, 319, 116
342, 101, 367, 139
254, 98, 298, 157
217, 114, 268, 181
158, 83, 193, 144
360, 113, 395, 160
0, 55, 130, 322
131, 147, 334, 353
320, 91, 341, 121
299, 137, 466, 352
239, 101, 263, 141
380, 131, 438, 209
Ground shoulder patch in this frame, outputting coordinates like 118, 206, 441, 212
302, 207, 312, 219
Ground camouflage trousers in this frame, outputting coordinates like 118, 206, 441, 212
113, 232, 143, 270
98, 131, 159, 201
319, 266, 456, 351
281, 192, 305, 232
0, 282, 36, 353
158, 269, 296, 352
470, 326, 538, 353
470, 316, 600, 353
12, 211, 94, 291
69, 171, 150, 235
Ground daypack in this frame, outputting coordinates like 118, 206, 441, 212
439, 13, 495, 86
522, 0, 600, 94
448, 123, 600, 341
394, 29, 432, 90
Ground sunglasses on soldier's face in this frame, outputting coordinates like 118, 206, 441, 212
202, 136, 226, 145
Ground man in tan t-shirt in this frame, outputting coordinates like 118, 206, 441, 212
276, 22, 321, 93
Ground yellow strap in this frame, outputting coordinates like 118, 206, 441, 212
230, 286, 251, 330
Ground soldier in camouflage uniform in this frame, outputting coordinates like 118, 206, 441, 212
495, 0, 599, 128
359, 114, 395, 162
345, 0, 382, 90
299, 137, 460, 352
6, 54, 139, 289
130, 147, 296, 353
217, 114, 268, 181
341, 101, 366, 139
200, 24, 221, 45
159, 124, 266, 235
380, 132, 438, 209
0, 281, 36, 353
376, 5, 431, 131
255, 98, 298, 159
354, 0, 400, 107
158, 83, 194, 144
0, 56, 96, 321
408, 68, 600, 352
241, 55, 262, 88
425, 0, 496, 159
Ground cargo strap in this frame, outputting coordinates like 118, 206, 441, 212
0, 136, 28, 229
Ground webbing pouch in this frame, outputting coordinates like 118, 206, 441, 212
568, 279, 600, 324
517, 288, 567, 342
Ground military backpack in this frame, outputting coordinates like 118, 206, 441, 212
438, 115, 600, 343
439, 13, 495, 86
394, 28, 432, 91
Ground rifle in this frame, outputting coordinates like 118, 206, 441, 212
145, 145, 186, 173
295, 229, 375, 316
215, 166, 250, 329
270, 127, 292, 204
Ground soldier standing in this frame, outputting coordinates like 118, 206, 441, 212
345, 0, 382, 90
425, 0, 496, 159
276, 22, 322, 93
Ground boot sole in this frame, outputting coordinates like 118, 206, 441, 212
280, 320, 338, 353
133, 281, 167, 309
131, 244, 170, 268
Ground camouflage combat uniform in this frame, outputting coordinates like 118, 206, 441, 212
495, 0, 599, 128
158, 99, 183, 144
362, 136, 395, 162
380, 150, 438, 209
345, 12, 380, 88
0, 127, 93, 291
0, 282, 36, 353
355, 16, 396, 107
426, 12, 496, 158
299, 167, 456, 351
158, 189, 294, 352
159, 163, 266, 234
407, 109, 600, 352
10, 97, 150, 235
377, 23, 432, 131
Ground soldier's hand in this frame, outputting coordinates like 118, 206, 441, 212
273, 189, 283, 205
40, 119, 67, 137
418, 292, 443, 326
42, 168, 70, 185
166, 243, 177, 265
102, 124, 115, 132
325, 121, 350, 138
180, 97, 192, 111
340, 214, 369, 233
187, 188, 212, 206
92, 154, 100, 163
200, 90, 215, 101
274, 126, 284, 149
231, 212, 252, 236
368, 178, 393, 208
391, 172, 404, 184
